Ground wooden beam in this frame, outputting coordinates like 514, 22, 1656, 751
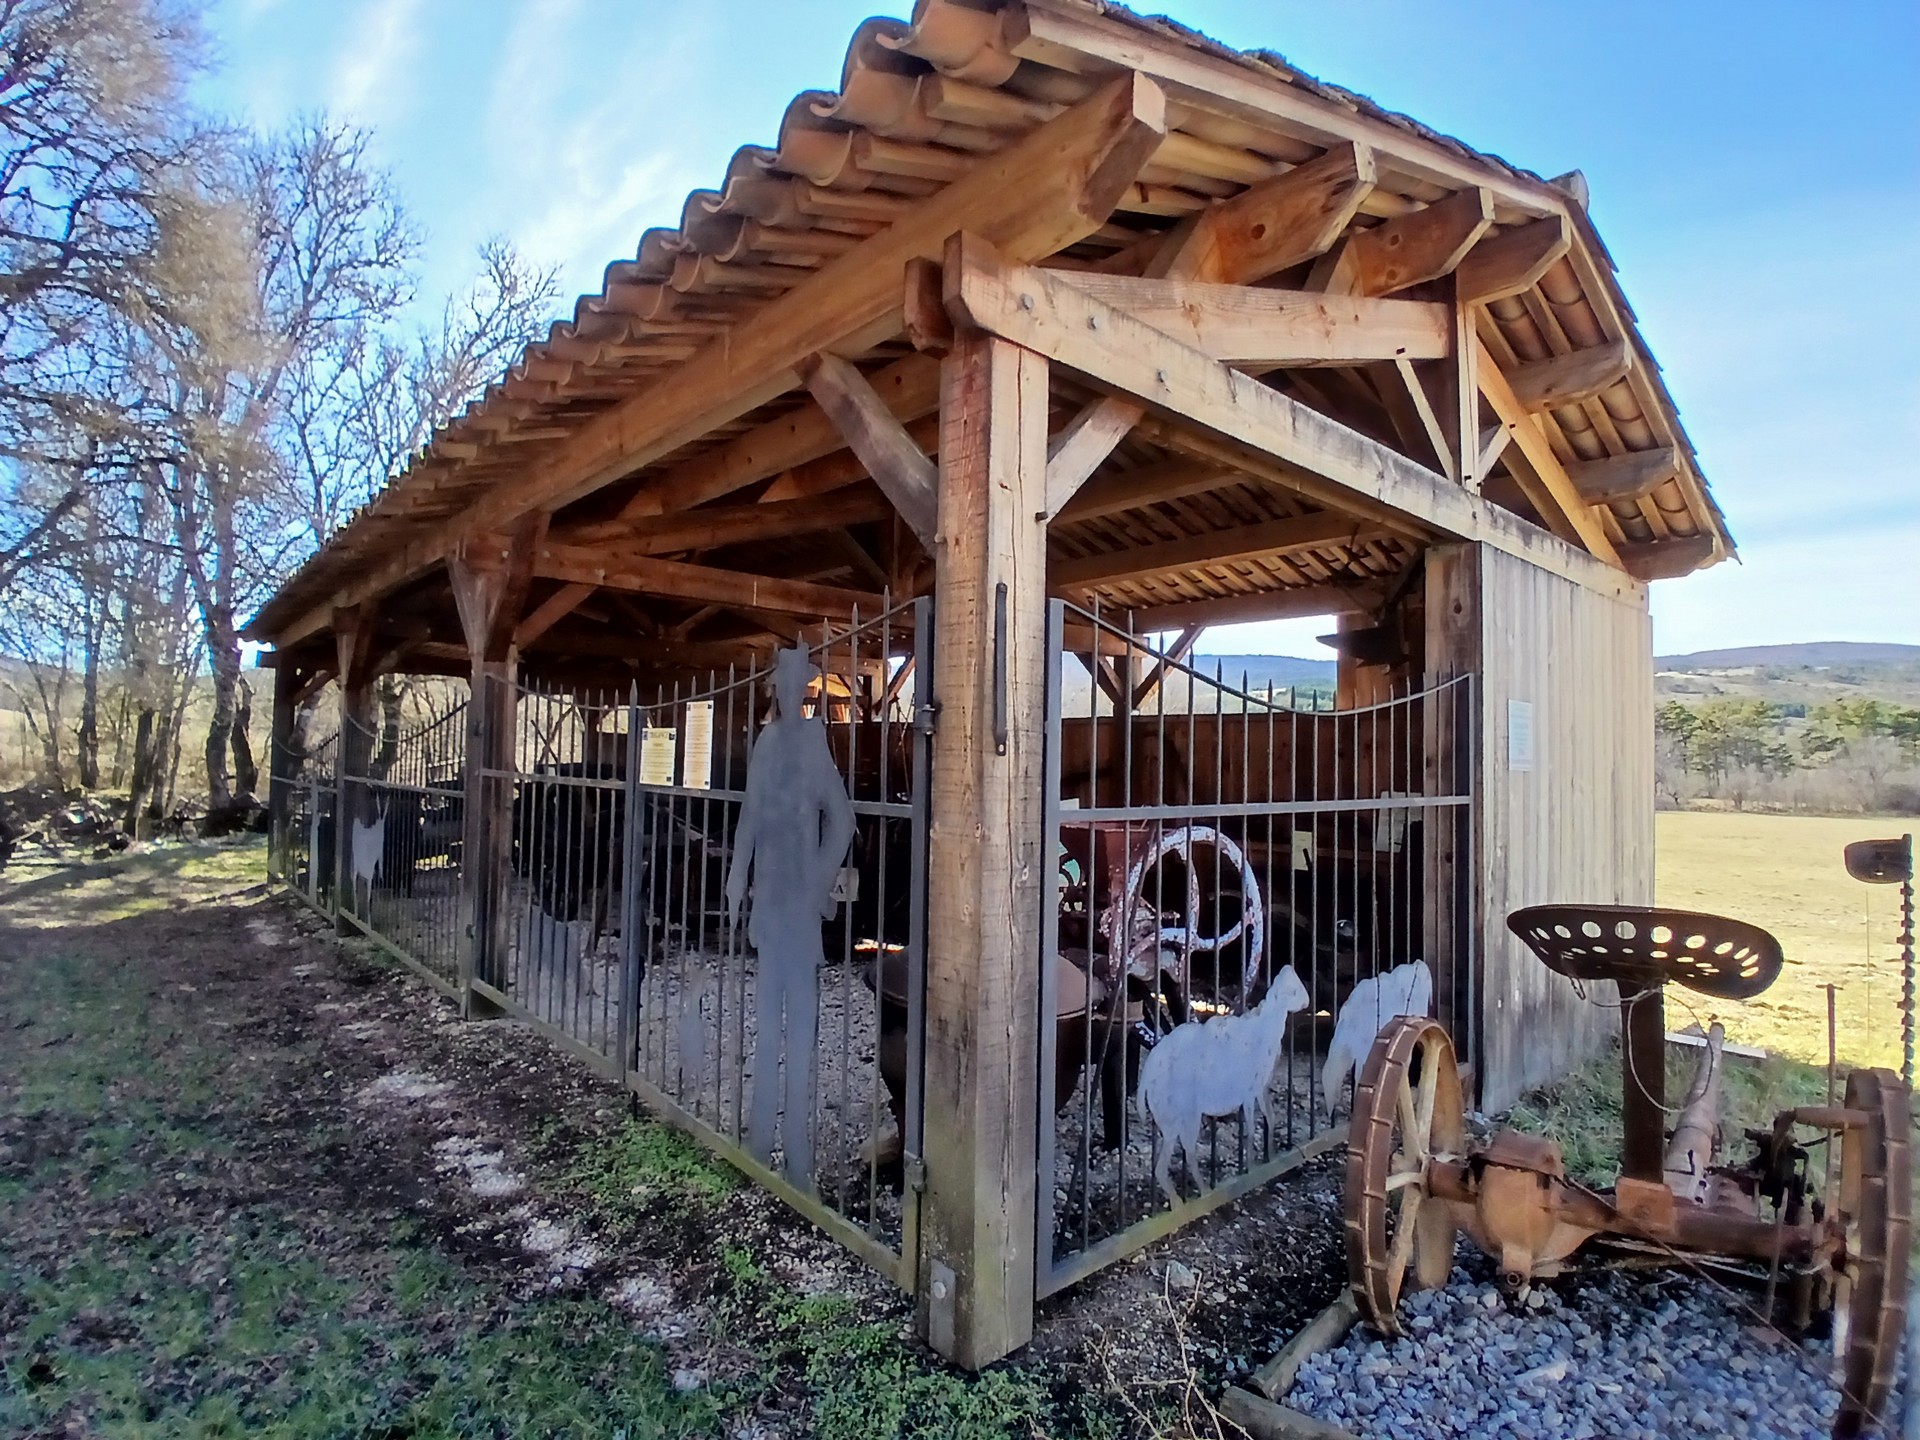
1055, 457, 1239, 524
919, 331, 1049, 1368
946, 235, 1630, 574
1050, 277, 1450, 366
1566, 446, 1681, 507
448, 514, 545, 662
1043, 395, 1145, 518
1456, 214, 1574, 305
800, 353, 939, 549
567, 486, 894, 555
534, 544, 882, 620
903, 256, 954, 355
1053, 510, 1367, 588
1312, 187, 1494, 298
1476, 356, 1623, 564
1618, 534, 1717, 581
1157, 141, 1377, 284
1131, 626, 1200, 707
1124, 582, 1384, 633
513, 582, 596, 649
630, 355, 941, 518
1506, 339, 1632, 412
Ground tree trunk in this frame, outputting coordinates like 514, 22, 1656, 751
126, 707, 156, 830
77, 625, 101, 790
231, 673, 258, 798
203, 610, 240, 809
109, 690, 130, 788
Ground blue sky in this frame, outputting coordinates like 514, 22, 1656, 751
201, 0, 1919, 660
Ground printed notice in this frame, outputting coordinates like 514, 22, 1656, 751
683, 700, 714, 790
1507, 699, 1536, 772
640, 726, 678, 786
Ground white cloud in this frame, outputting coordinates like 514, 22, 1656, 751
477, 0, 713, 299
330, 0, 430, 127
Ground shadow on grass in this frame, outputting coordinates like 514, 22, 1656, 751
0, 836, 267, 923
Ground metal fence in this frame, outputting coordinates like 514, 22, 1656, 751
1036, 600, 1475, 1295
271, 728, 338, 915
463, 598, 931, 1283
336, 695, 469, 994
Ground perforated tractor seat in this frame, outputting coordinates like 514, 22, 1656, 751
1505, 904, 1783, 1001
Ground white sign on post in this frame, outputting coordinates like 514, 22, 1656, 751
1507, 699, 1536, 773
683, 700, 714, 790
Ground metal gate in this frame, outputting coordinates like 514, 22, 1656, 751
1037, 599, 1475, 1294
478, 598, 932, 1284
272, 727, 339, 916
336, 693, 470, 996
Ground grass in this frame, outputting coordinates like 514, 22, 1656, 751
1508, 810, 1914, 1184
0, 943, 723, 1440
1656, 810, 1918, 1072
0, 854, 1137, 1440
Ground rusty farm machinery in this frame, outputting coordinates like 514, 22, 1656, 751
1343, 904, 1912, 1438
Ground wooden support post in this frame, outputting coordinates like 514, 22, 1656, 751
918, 306, 1050, 1367
450, 520, 541, 1014
266, 657, 297, 882
1423, 545, 1480, 1093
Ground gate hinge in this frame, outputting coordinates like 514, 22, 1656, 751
914, 701, 939, 736
904, 1152, 928, 1193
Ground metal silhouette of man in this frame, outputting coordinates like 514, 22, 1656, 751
726, 644, 855, 1185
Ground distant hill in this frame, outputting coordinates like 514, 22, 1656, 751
1657, 642, 1920, 670
1655, 642, 1920, 708
1184, 653, 1336, 693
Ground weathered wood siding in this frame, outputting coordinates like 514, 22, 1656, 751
1470, 543, 1655, 1112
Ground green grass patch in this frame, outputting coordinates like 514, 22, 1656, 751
563, 1114, 743, 1215
0, 940, 716, 1440
714, 1246, 1117, 1440
1507, 1038, 1834, 1187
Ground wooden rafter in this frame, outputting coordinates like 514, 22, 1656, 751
1310, 186, 1493, 298
1043, 396, 1145, 518
1055, 457, 1240, 524
1476, 357, 1623, 564
534, 543, 882, 621
1566, 446, 1681, 507
1130, 626, 1200, 708
1123, 582, 1385, 633
1050, 277, 1451, 367
1506, 340, 1631, 412
1053, 510, 1368, 588
799, 353, 938, 548
513, 582, 596, 649
1456, 214, 1573, 305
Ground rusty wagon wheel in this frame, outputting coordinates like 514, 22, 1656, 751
1345, 1017, 1467, 1333
1832, 1066, 1911, 1440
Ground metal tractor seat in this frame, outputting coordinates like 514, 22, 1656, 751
1506, 904, 1783, 1001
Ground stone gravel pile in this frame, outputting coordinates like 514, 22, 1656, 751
1288, 1266, 1888, 1440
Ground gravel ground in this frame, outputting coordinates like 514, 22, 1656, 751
1290, 1265, 1897, 1440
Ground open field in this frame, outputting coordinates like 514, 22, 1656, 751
1656, 810, 1917, 1072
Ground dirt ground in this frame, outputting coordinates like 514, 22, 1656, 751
0, 838, 1359, 1438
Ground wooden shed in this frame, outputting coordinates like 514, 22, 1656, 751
249, 0, 1729, 1370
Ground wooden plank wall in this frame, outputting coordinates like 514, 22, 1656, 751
1474, 543, 1655, 1112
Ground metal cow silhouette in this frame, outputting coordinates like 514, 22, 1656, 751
725, 646, 856, 1186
